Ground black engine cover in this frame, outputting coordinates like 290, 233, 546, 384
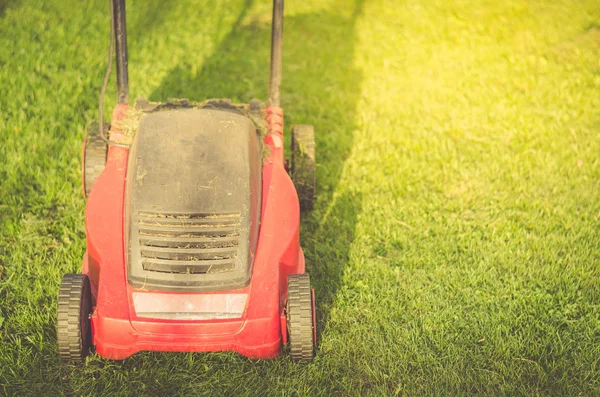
125, 107, 261, 291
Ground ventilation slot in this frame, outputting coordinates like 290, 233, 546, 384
138, 212, 241, 274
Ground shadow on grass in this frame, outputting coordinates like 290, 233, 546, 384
0, 0, 8, 18
0, 0, 21, 18
128, 0, 254, 50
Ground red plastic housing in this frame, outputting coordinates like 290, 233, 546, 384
83, 105, 303, 359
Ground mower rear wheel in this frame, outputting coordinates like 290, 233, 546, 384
57, 274, 92, 362
287, 273, 315, 361
291, 125, 316, 211
83, 122, 108, 197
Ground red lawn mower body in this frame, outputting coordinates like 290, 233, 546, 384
84, 104, 302, 360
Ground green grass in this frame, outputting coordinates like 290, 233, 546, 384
1, 0, 600, 395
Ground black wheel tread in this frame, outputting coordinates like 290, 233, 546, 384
287, 273, 314, 361
84, 123, 108, 197
291, 125, 316, 211
57, 274, 92, 362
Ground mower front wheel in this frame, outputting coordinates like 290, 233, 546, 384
287, 273, 315, 361
57, 274, 93, 362
83, 122, 108, 197
291, 125, 316, 211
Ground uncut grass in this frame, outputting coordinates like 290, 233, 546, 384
1, 0, 600, 395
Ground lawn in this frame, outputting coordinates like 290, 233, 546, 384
1, 0, 600, 395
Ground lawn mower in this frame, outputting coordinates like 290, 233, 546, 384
57, 0, 316, 362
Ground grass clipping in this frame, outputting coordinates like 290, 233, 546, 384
112, 106, 145, 145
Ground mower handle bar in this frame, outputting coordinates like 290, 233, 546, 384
109, 0, 284, 107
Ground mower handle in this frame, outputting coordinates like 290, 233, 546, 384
268, 0, 284, 107
109, 0, 283, 107
111, 0, 129, 104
